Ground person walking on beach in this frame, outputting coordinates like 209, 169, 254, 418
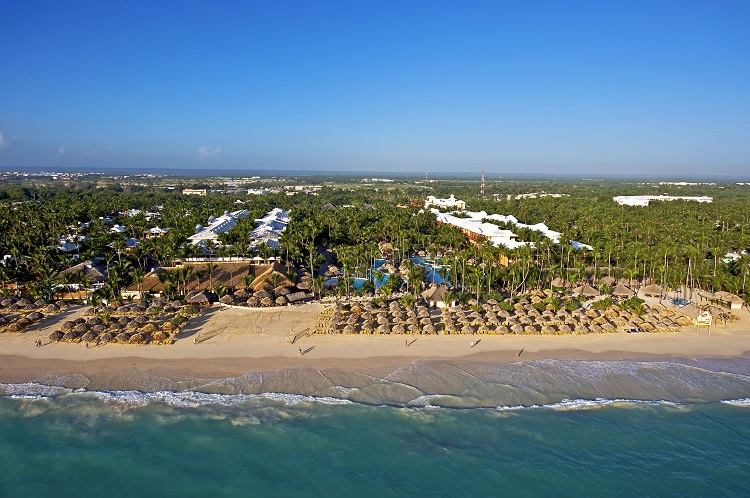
193, 337, 197, 345
298, 347, 302, 357
405, 339, 408, 348
515, 348, 524, 359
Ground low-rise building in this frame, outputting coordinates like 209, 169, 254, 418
613, 195, 713, 206
424, 194, 466, 211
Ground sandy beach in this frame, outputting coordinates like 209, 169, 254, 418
1, 300, 749, 390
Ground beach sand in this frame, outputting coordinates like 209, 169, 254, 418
2, 300, 749, 391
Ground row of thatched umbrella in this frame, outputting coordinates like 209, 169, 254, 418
315, 299, 692, 335
51, 327, 174, 345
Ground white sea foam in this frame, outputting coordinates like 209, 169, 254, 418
0, 382, 72, 398
720, 398, 750, 407
496, 398, 679, 412
0, 382, 354, 407
63, 388, 354, 408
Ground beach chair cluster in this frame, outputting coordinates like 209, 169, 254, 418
47, 296, 190, 346
0, 297, 67, 333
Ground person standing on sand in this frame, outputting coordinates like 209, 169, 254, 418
298, 347, 302, 357
405, 339, 408, 347
193, 338, 197, 345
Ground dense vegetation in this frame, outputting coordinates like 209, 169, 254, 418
0, 175, 748, 305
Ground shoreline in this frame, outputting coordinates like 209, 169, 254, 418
2, 303, 749, 398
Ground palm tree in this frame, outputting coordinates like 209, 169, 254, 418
205, 262, 217, 289
313, 275, 327, 301
131, 268, 146, 299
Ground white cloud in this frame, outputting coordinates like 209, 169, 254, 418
198, 145, 222, 158
0, 131, 10, 151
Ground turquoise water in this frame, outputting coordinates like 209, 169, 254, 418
2, 358, 750, 496
0, 391, 749, 496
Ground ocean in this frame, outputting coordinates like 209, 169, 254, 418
1, 359, 749, 497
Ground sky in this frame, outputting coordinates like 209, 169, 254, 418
1, 0, 749, 177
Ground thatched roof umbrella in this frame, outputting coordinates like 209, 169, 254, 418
140, 323, 157, 334
572, 284, 600, 298
496, 325, 510, 335
376, 324, 391, 335
392, 323, 406, 334
542, 325, 557, 335
247, 297, 261, 307
558, 324, 573, 334
220, 295, 234, 305
422, 324, 436, 335
152, 330, 169, 342
81, 331, 98, 343
511, 324, 524, 334
62, 331, 78, 341
443, 323, 457, 335
128, 333, 148, 344
254, 290, 273, 301
74, 323, 90, 334
641, 284, 664, 297
574, 324, 590, 334
45, 304, 60, 313
260, 297, 274, 307
611, 284, 634, 298
486, 315, 500, 326
599, 275, 616, 286
118, 316, 131, 326
27, 311, 44, 322
342, 324, 357, 334
376, 314, 389, 326
91, 324, 106, 334
115, 332, 131, 343
48, 330, 64, 341
589, 324, 603, 333
524, 324, 539, 334
601, 323, 616, 332
476, 324, 490, 334
275, 296, 288, 306
99, 332, 114, 343
461, 324, 476, 335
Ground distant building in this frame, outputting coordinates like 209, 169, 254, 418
424, 194, 466, 211
613, 195, 713, 206
188, 209, 249, 245
182, 188, 207, 196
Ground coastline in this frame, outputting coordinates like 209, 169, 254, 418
2, 303, 750, 406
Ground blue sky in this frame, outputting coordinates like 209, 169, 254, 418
1, 1, 749, 176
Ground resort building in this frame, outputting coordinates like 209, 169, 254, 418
613, 195, 713, 206
143, 227, 169, 238
431, 209, 593, 251
249, 208, 289, 249
182, 188, 207, 196
432, 209, 524, 249
424, 194, 466, 211
187, 209, 249, 246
